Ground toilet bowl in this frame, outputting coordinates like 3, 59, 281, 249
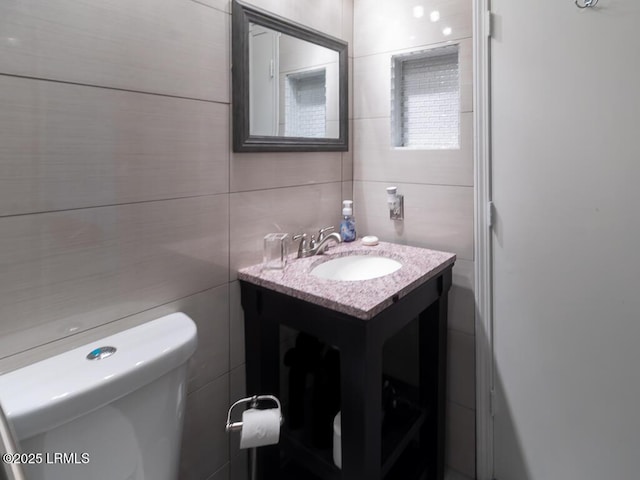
0, 312, 197, 480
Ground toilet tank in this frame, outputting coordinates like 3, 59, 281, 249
0, 312, 197, 480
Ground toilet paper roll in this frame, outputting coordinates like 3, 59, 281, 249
239, 407, 281, 449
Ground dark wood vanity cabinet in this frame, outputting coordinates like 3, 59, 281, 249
240, 264, 453, 480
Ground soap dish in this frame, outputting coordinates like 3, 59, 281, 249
361, 235, 379, 246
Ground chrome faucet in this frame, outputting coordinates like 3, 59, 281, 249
293, 227, 342, 258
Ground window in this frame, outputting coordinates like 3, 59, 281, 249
284, 69, 327, 138
391, 45, 460, 149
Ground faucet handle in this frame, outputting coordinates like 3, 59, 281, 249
292, 233, 308, 257
317, 226, 335, 241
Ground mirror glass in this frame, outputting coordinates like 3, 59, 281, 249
233, 1, 348, 152
249, 24, 340, 139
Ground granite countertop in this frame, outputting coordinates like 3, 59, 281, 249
237, 240, 456, 320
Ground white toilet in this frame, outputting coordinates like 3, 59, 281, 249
0, 312, 197, 480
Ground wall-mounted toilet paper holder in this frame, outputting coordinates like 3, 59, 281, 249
225, 394, 283, 433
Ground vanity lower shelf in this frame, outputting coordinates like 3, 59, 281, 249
280, 385, 428, 480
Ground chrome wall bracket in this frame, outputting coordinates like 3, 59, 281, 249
575, 0, 599, 8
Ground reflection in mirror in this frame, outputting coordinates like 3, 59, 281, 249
232, 0, 348, 152
249, 24, 340, 139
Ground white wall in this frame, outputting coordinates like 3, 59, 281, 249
491, 0, 640, 478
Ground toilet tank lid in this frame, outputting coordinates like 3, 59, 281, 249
0, 312, 197, 440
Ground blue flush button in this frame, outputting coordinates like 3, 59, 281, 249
86, 346, 117, 360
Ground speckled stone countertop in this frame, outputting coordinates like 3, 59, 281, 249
237, 240, 456, 320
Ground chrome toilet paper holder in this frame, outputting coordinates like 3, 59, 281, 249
225, 394, 283, 433
226, 395, 283, 480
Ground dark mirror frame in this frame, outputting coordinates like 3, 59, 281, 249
232, 0, 349, 152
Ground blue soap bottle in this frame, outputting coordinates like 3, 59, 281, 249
340, 200, 356, 242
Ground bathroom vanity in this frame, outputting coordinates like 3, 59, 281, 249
238, 241, 455, 480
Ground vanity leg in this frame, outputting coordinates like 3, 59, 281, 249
241, 287, 280, 479
340, 337, 383, 480
419, 293, 449, 480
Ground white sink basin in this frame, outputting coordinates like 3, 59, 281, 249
310, 255, 402, 281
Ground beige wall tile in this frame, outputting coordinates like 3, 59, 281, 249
186, 285, 231, 394
354, 38, 472, 120
229, 364, 247, 406
446, 402, 476, 478
447, 330, 476, 410
228, 364, 247, 458
0, 76, 229, 216
0, 0, 229, 102
180, 374, 230, 480
229, 182, 342, 278
0, 287, 228, 376
341, 181, 354, 204
290, 0, 345, 39
459, 38, 474, 113
342, 151, 354, 182
384, 324, 476, 410
243, 0, 350, 41
343, 0, 355, 56
240, 0, 294, 19
191, 0, 230, 14
230, 152, 341, 192
342, 119, 354, 181
229, 281, 245, 370
354, 0, 472, 57
353, 114, 473, 187
353, 51, 392, 119
353, 181, 473, 260
0, 195, 229, 359
449, 260, 475, 335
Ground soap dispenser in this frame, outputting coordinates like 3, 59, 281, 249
340, 200, 356, 242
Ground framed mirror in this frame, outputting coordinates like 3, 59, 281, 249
232, 0, 349, 152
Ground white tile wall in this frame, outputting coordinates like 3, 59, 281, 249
284, 71, 328, 138
394, 49, 460, 149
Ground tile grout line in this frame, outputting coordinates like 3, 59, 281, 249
0, 72, 229, 106
0, 192, 229, 219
